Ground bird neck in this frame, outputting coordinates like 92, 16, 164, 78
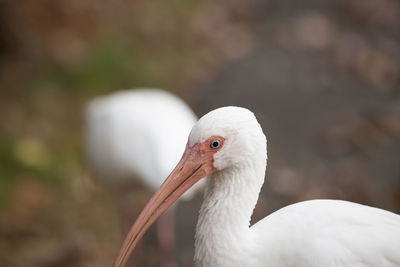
194, 159, 266, 266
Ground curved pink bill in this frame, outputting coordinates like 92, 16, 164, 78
113, 143, 214, 267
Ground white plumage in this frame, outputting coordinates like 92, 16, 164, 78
248, 200, 400, 266
84, 88, 202, 198
193, 107, 400, 266
114, 106, 400, 267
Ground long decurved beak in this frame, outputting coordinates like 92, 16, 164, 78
113, 142, 214, 267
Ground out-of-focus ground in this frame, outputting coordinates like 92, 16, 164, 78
0, 0, 399, 266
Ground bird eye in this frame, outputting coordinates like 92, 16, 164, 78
210, 139, 221, 149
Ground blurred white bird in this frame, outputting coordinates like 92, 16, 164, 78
114, 106, 400, 267
84, 88, 203, 266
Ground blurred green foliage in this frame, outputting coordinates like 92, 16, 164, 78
26, 41, 159, 95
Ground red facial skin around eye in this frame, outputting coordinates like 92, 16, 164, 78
196, 136, 225, 172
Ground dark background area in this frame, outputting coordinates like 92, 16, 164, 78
0, 0, 399, 266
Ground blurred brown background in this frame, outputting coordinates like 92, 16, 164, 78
0, 0, 399, 266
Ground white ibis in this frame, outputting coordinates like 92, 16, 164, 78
113, 106, 400, 267
84, 89, 203, 265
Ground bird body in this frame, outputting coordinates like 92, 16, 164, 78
257, 199, 400, 267
114, 106, 400, 267
85, 88, 201, 196
197, 198, 400, 266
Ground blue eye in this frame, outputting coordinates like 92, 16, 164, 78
210, 139, 221, 149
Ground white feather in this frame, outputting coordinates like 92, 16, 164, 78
85, 88, 203, 199
190, 106, 400, 267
